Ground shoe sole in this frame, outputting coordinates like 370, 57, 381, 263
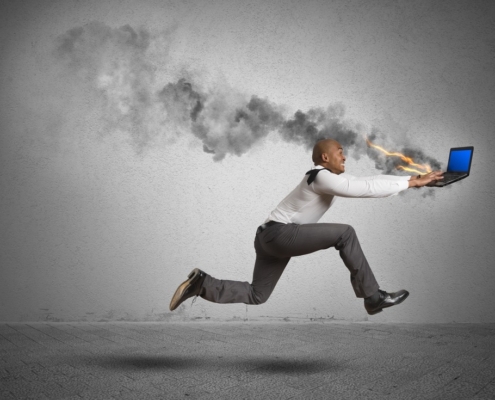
367, 291, 410, 316
169, 269, 199, 311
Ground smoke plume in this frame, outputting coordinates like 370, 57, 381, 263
55, 22, 442, 173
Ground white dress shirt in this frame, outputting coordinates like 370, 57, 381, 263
266, 165, 410, 224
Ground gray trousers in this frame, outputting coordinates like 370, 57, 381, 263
200, 223, 379, 305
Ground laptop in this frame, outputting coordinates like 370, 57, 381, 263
433, 146, 474, 187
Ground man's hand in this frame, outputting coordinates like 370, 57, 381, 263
408, 171, 444, 188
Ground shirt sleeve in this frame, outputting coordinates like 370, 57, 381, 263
343, 173, 411, 182
313, 171, 409, 198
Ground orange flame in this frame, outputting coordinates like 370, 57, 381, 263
366, 138, 432, 175
396, 165, 429, 175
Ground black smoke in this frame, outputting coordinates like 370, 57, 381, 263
55, 22, 442, 173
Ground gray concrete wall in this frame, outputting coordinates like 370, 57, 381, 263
1, 0, 494, 323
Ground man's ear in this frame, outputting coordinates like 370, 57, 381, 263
321, 153, 329, 162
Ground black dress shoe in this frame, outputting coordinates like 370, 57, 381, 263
169, 268, 207, 311
364, 289, 409, 315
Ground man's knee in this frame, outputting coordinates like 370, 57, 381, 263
339, 224, 356, 239
251, 288, 270, 305
344, 224, 356, 236
336, 224, 357, 249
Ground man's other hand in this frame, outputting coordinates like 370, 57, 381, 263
409, 171, 444, 188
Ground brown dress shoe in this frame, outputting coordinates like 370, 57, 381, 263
169, 268, 207, 311
364, 289, 409, 315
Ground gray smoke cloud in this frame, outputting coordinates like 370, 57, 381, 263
55, 22, 442, 174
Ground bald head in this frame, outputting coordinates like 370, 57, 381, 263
312, 139, 340, 164
311, 139, 346, 174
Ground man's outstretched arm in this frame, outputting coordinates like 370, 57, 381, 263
314, 170, 443, 198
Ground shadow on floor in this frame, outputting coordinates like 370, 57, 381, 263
73, 353, 343, 375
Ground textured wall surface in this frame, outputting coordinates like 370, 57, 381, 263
1, 0, 494, 323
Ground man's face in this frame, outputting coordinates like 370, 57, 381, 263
324, 142, 346, 174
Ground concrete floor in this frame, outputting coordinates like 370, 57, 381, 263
1, 321, 495, 399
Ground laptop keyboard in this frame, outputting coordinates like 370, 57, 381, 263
441, 173, 465, 183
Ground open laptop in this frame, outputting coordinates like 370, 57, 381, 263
433, 146, 474, 187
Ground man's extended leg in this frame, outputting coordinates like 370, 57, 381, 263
255, 222, 409, 314
257, 222, 409, 313
259, 223, 379, 298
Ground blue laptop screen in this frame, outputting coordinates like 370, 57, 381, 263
447, 149, 472, 173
